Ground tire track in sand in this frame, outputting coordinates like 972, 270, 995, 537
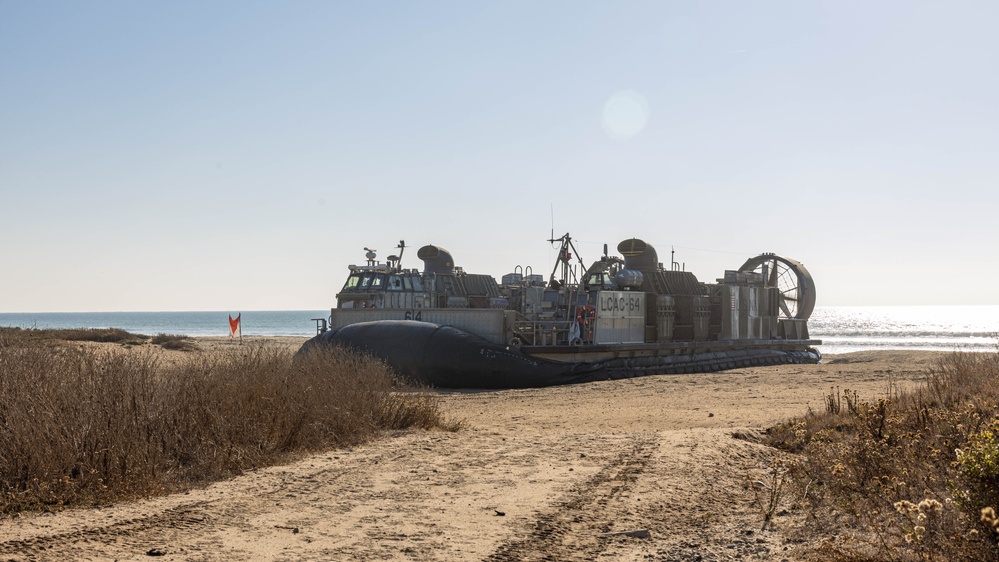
0, 501, 217, 559
485, 435, 657, 562
0, 448, 378, 560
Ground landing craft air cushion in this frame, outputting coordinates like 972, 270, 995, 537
298, 235, 821, 388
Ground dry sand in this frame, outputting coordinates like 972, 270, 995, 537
0, 342, 949, 561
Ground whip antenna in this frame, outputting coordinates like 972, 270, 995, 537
550, 203, 555, 247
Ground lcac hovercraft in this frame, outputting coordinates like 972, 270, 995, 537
298, 235, 821, 389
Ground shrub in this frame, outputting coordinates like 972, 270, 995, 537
0, 336, 454, 513
150, 333, 197, 351
766, 350, 999, 561
0, 327, 147, 345
957, 417, 999, 480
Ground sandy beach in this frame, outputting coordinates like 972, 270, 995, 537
0, 343, 948, 561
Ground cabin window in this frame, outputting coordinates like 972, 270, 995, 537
388, 275, 403, 291
361, 273, 385, 289
342, 274, 363, 291
587, 273, 613, 287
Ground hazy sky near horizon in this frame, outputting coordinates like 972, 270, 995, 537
2, 1, 998, 312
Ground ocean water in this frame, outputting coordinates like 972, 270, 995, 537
1, 306, 997, 355
810, 306, 999, 355
0, 310, 331, 338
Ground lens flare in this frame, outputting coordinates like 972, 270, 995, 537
602, 90, 650, 140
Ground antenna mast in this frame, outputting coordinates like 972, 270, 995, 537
547, 232, 586, 288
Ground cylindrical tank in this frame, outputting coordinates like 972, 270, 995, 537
614, 269, 644, 290
693, 295, 711, 341
657, 295, 675, 342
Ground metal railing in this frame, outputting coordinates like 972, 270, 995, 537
511, 317, 577, 346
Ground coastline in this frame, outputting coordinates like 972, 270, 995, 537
0, 347, 954, 560
3, 305, 998, 355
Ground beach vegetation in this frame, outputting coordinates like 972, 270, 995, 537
149, 333, 198, 351
0, 326, 146, 345
750, 459, 791, 531
0, 330, 455, 514
766, 350, 999, 560
0, 327, 200, 351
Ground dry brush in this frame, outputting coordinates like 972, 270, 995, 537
0, 330, 454, 513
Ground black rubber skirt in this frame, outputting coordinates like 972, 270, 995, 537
297, 320, 821, 389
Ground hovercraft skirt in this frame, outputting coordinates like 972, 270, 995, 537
298, 320, 820, 389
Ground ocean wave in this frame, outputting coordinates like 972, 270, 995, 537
812, 330, 998, 339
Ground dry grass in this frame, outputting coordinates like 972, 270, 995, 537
0, 330, 456, 514
0, 327, 147, 345
766, 350, 999, 560
1, 327, 204, 352
149, 333, 197, 351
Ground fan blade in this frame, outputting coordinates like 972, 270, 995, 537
778, 295, 792, 318
768, 260, 779, 286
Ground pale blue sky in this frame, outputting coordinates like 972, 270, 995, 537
2, 1, 997, 312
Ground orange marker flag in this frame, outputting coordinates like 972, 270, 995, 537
228, 313, 241, 340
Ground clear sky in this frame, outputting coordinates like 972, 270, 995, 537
2, 1, 997, 312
